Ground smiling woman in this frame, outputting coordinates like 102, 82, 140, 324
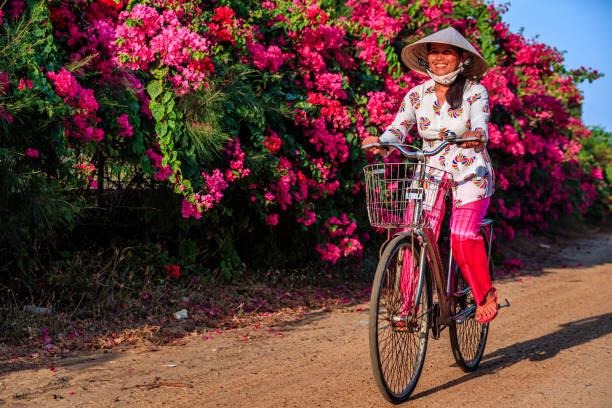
362, 27, 499, 323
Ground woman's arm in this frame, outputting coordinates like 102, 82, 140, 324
363, 92, 417, 153
462, 84, 490, 152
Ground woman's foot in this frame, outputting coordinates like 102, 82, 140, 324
476, 288, 498, 324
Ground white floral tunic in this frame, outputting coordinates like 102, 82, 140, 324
379, 79, 495, 207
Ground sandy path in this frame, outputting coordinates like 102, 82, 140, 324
1, 232, 611, 407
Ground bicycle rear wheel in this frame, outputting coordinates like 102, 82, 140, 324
448, 230, 492, 372
369, 235, 431, 403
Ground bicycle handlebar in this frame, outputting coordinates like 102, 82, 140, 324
361, 132, 487, 160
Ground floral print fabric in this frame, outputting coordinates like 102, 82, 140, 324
380, 79, 495, 207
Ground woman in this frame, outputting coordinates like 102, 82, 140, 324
362, 27, 498, 323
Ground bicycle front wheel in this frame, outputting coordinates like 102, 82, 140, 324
448, 229, 493, 372
369, 235, 431, 403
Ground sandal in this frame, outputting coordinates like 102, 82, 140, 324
476, 288, 498, 324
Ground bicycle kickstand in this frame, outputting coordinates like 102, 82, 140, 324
498, 298, 510, 309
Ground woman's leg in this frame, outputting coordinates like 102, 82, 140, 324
450, 197, 492, 305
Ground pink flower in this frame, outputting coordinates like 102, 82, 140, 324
0, 72, 9, 94
25, 148, 39, 158
117, 114, 133, 138
89, 180, 98, 189
47, 68, 103, 143
145, 148, 174, 180
17, 79, 33, 90
265, 213, 279, 226
247, 42, 290, 72
9, 1, 24, 19
591, 168, 604, 180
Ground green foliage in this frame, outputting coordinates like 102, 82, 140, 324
579, 127, 612, 218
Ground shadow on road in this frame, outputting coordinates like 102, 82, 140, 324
410, 313, 612, 401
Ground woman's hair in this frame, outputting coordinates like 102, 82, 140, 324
426, 44, 467, 110
447, 74, 467, 110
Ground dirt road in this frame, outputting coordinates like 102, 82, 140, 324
1, 232, 611, 407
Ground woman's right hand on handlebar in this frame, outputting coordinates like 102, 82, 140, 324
362, 136, 386, 155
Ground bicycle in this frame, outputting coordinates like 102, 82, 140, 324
362, 134, 509, 403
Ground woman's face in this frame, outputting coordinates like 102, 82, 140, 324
427, 43, 464, 76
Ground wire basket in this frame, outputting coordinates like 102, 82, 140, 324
363, 162, 452, 228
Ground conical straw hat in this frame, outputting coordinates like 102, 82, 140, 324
401, 27, 489, 80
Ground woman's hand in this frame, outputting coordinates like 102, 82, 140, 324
362, 136, 386, 155
461, 130, 485, 152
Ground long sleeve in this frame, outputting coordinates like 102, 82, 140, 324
467, 84, 490, 142
379, 91, 417, 144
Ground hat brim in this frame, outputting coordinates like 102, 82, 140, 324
401, 28, 489, 81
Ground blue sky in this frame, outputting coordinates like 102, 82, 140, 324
502, 0, 612, 131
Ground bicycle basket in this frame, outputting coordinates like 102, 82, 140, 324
363, 162, 452, 228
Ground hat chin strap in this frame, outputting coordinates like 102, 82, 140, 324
418, 57, 472, 85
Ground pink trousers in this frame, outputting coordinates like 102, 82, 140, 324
401, 195, 492, 311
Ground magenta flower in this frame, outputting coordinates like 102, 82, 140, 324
17, 79, 33, 90
591, 168, 604, 180
25, 148, 39, 158
117, 114, 133, 138
266, 214, 279, 226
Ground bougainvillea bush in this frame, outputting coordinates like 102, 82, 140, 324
0, 0, 609, 288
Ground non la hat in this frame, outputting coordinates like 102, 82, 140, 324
401, 27, 489, 80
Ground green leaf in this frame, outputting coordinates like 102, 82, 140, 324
162, 92, 172, 104
147, 81, 163, 100
155, 122, 168, 138
166, 99, 175, 113
150, 102, 165, 122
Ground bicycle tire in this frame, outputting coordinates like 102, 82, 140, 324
369, 235, 431, 403
448, 230, 493, 372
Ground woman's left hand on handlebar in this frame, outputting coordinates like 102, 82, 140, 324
461, 130, 484, 152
